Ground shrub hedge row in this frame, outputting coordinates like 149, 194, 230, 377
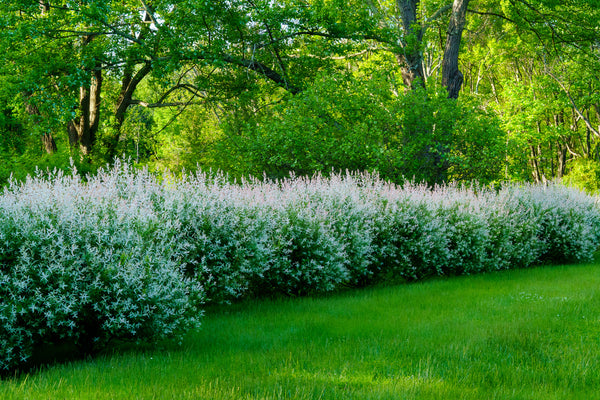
1, 161, 599, 372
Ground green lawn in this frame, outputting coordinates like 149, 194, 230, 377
3, 262, 600, 399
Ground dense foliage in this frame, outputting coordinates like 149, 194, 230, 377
212, 76, 506, 184
1, 163, 599, 372
1, 1, 599, 188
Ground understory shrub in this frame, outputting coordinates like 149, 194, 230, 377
1, 162, 599, 372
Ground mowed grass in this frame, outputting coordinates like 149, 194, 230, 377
3, 262, 600, 399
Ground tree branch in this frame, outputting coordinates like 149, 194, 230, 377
46, 3, 146, 46
253, 30, 391, 50
287, 48, 380, 60
139, 0, 159, 27
429, 4, 453, 23
155, 83, 207, 104
152, 94, 201, 137
48, 29, 115, 40
129, 100, 204, 108
546, 69, 600, 139
466, 8, 516, 24
221, 54, 302, 94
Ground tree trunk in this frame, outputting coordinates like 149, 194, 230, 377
529, 143, 542, 183
41, 133, 57, 153
442, 0, 470, 99
586, 108, 592, 157
104, 61, 153, 160
69, 67, 102, 156
395, 0, 426, 90
557, 143, 567, 179
22, 92, 58, 154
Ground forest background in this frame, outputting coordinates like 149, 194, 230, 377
0, 0, 599, 189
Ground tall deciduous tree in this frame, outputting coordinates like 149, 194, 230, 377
396, 0, 427, 90
0, 0, 325, 159
361, 0, 470, 96
442, 0, 470, 99
458, 0, 600, 183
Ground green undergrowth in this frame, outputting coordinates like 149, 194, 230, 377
2, 261, 600, 399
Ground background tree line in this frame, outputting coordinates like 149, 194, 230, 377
0, 0, 599, 189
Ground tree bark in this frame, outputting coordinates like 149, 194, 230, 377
395, 0, 426, 90
22, 92, 58, 154
442, 0, 470, 99
557, 143, 567, 178
68, 67, 102, 156
103, 61, 153, 159
586, 108, 592, 157
530, 143, 542, 183
41, 133, 57, 153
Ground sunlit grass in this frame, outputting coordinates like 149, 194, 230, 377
3, 262, 600, 399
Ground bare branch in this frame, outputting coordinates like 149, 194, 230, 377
466, 8, 516, 24
45, 3, 146, 46
565, 143, 581, 158
221, 54, 302, 94
155, 83, 207, 104
152, 94, 201, 137
130, 100, 204, 108
48, 29, 114, 40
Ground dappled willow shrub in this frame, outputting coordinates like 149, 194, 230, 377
174, 202, 271, 303
1, 162, 599, 372
0, 164, 204, 372
262, 205, 347, 296
512, 184, 600, 264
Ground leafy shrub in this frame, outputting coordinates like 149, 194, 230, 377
515, 184, 600, 263
175, 199, 273, 303
326, 195, 378, 287
210, 74, 507, 186
1, 162, 599, 372
484, 198, 540, 271
563, 158, 600, 194
0, 165, 204, 372
259, 205, 346, 296
372, 198, 444, 281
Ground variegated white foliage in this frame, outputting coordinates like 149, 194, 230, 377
1, 161, 599, 371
